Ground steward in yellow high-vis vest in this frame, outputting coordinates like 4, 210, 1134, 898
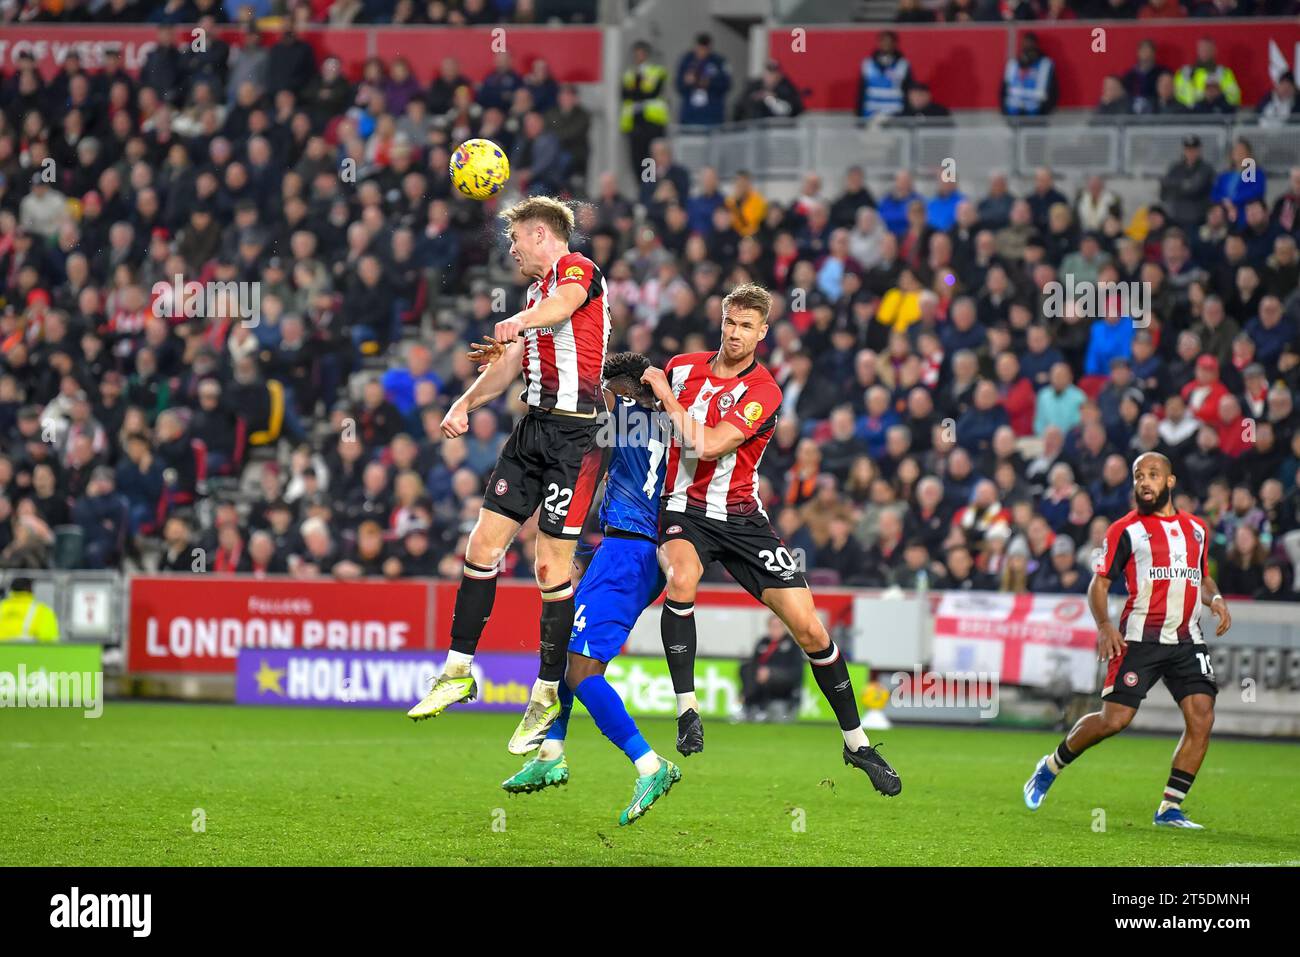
0, 578, 59, 642
622, 40, 669, 178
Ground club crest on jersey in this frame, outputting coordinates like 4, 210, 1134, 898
666, 524, 682, 535
742, 401, 764, 425
717, 392, 736, 412
1192, 525, 1204, 544
495, 479, 508, 496
1124, 671, 1139, 687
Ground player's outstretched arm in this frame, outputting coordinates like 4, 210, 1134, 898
1089, 572, 1126, 661
1200, 576, 1231, 637
640, 366, 746, 461
494, 282, 587, 342
441, 339, 525, 438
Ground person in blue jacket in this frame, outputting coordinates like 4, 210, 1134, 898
676, 33, 731, 126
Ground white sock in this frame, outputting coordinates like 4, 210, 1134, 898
1046, 753, 1064, 775
443, 650, 473, 677
538, 740, 564, 761
1157, 799, 1180, 815
634, 750, 661, 776
533, 679, 559, 702
675, 692, 699, 716
843, 726, 869, 751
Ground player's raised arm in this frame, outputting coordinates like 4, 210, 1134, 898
641, 365, 774, 462
441, 339, 525, 438
493, 271, 589, 342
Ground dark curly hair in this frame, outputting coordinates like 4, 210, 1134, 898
603, 351, 655, 405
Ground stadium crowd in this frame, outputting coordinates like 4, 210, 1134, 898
1, 21, 1299, 603
1, 0, 597, 26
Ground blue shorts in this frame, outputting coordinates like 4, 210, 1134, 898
569, 532, 665, 663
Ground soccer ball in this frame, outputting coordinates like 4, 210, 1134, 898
450, 138, 510, 200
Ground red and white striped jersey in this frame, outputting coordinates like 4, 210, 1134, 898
1093, 509, 1210, 644
519, 251, 610, 414
662, 352, 782, 521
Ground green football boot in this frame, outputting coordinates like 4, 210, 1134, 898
618, 759, 682, 826
501, 754, 570, 794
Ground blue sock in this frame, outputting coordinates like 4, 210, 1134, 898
573, 675, 652, 765
544, 679, 575, 743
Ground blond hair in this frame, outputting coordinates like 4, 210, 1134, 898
722, 282, 773, 322
501, 196, 575, 242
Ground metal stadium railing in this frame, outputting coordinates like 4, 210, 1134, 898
669, 115, 1300, 185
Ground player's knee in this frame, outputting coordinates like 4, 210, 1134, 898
564, 657, 600, 692
788, 617, 828, 654
664, 561, 701, 600
1186, 703, 1215, 738
466, 539, 505, 569
1102, 708, 1134, 735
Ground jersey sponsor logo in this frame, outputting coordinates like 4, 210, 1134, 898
495, 479, 509, 496
741, 401, 764, 425
1146, 566, 1201, 582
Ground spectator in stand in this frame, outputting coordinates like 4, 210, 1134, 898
734, 59, 803, 122
936, 543, 996, 591
512, 111, 566, 197
739, 616, 804, 721
1258, 72, 1299, 127
1123, 39, 1166, 111
72, 466, 129, 569
675, 33, 731, 127
895, 0, 938, 21
1183, 353, 1232, 423
478, 52, 523, 112
725, 170, 768, 239
858, 31, 912, 120
1137, 69, 1184, 117
620, 41, 670, 179
977, 172, 1015, 231
1094, 75, 1133, 119
1160, 134, 1215, 230
1032, 534, 1090, 594
1000, 32, 1058, 119
1191, 77, 1236, 116
1035, 361, 1086, 436
830, 166, 876, 230
926, 173, 966, 232
899, 82, 951, 121
1175, 37, 1241, 110
878, 171, 922, 237
1220, 523, 1268, 597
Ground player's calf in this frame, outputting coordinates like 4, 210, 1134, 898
660, 542, 704, 731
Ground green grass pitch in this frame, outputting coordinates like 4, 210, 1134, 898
2, 702, 1297, 866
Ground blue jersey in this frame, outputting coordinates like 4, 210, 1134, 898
598, 397, 667, 540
